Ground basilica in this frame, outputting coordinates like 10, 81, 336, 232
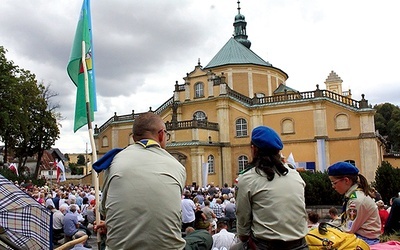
93, 3, 380, 187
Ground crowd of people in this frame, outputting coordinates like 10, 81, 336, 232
14, 180, 98, 249
9, 112, 400, 250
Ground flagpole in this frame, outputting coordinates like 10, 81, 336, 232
81, 41, 101, 245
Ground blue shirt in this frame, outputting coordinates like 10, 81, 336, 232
63, 212, 79, 237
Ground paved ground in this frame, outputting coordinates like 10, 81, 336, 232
54, 224, 100, 250
87, 235, 100, 250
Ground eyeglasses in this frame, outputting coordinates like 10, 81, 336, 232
158, 129, 171, 141
331, 178, 344, 186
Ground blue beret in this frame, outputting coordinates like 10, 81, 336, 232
328, 162, 359, 176
251, 126, 283, 151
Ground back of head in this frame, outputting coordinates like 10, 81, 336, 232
184, 190, 191, 198
250, 126, 287, 181
251, 126, 283, 151
217, 220, 228, 230
69, 204, 77, 213
329, 207, 338, 216
73, 230, 87, 240
308, 211, 320, 224
132, 112, 163, 141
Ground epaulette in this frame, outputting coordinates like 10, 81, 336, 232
239, 164, 255, 175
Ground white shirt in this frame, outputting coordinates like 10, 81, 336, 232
212, 229, 237, 250
181, 198, 196, 223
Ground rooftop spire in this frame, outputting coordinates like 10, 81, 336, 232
233, 0, 251, 49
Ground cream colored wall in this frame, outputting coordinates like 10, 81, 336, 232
93, 63, 380, 185
385, 157, 400, 168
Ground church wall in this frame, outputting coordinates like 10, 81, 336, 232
328, 139, 361, 166
281, 142, 317, 166
252, 73, 268, 96
232, 72, 249, 96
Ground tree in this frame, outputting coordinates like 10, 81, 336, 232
374, 103, 400, 152
77, 154, 86, 165
69, 162, 83, 175
374, 161, 400, 203
300, 171, 342, 206
0, 46, 60, 178
0, 46, 21, 163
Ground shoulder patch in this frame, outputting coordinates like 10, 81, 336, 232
349, 192, 357, 199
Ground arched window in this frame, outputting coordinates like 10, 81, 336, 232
194, 111, 206, 121
102, 136, 108, 147
236, 118, 248, 137
282, 118, 295, 134
208, 155, 215, 174
194, 82, 204, 98
344, 160, 356, 166
238, 155, 248, 173
335, 113, 350, 130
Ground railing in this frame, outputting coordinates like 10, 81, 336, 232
95, 84, 369, 135
226, 88, 253, 105
95, 112, 138, 134
227, 86, 368, 109
154, 96, 174, 115
166, 120, 219, 131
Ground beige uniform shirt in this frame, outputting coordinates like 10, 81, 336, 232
236, 164, 308, 241
101, 142, 186, 249
341, 184, 381, 239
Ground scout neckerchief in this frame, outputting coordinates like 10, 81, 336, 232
93, 139, 160, 173
135, 139, 160, 148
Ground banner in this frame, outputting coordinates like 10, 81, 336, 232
8, 163, 19, 176
67, 0, 97, 132
287, 152, 297, 168
202, 163, 209, 188
56, 160, 66, 183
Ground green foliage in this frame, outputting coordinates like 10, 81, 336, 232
64, 154, 70, 161
300, 171, 342, 206
374, 161, 400, 203
77, 154, 86, 165
374, 103, 400, 152
0, 167, 45, 187
0, 46, 60, 178
69, 163, 83, 175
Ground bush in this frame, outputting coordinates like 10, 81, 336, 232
374, 161, 400, 203
300, 171, 342, 206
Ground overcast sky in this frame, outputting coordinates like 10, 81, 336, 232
1, 0, 399, 154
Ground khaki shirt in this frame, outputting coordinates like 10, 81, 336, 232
101, 142, 186, 249
236, 164, 308, 241
341, 184, 381, 239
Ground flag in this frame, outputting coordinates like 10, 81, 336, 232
67, 0, 97, 132
202, 163, 209, 188
8, 163, 19, 176
56, 160, 66, 183
287, 152, 297, 168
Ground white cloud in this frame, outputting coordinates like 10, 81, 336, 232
1, 0, 399, 153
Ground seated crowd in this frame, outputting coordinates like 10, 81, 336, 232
12, 179, 400, 250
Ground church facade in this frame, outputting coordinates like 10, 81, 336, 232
93, 4, 381, 186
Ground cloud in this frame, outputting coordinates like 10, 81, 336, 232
0, 0, 399, 153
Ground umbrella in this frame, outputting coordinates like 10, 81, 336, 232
0, 174, 52, 249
